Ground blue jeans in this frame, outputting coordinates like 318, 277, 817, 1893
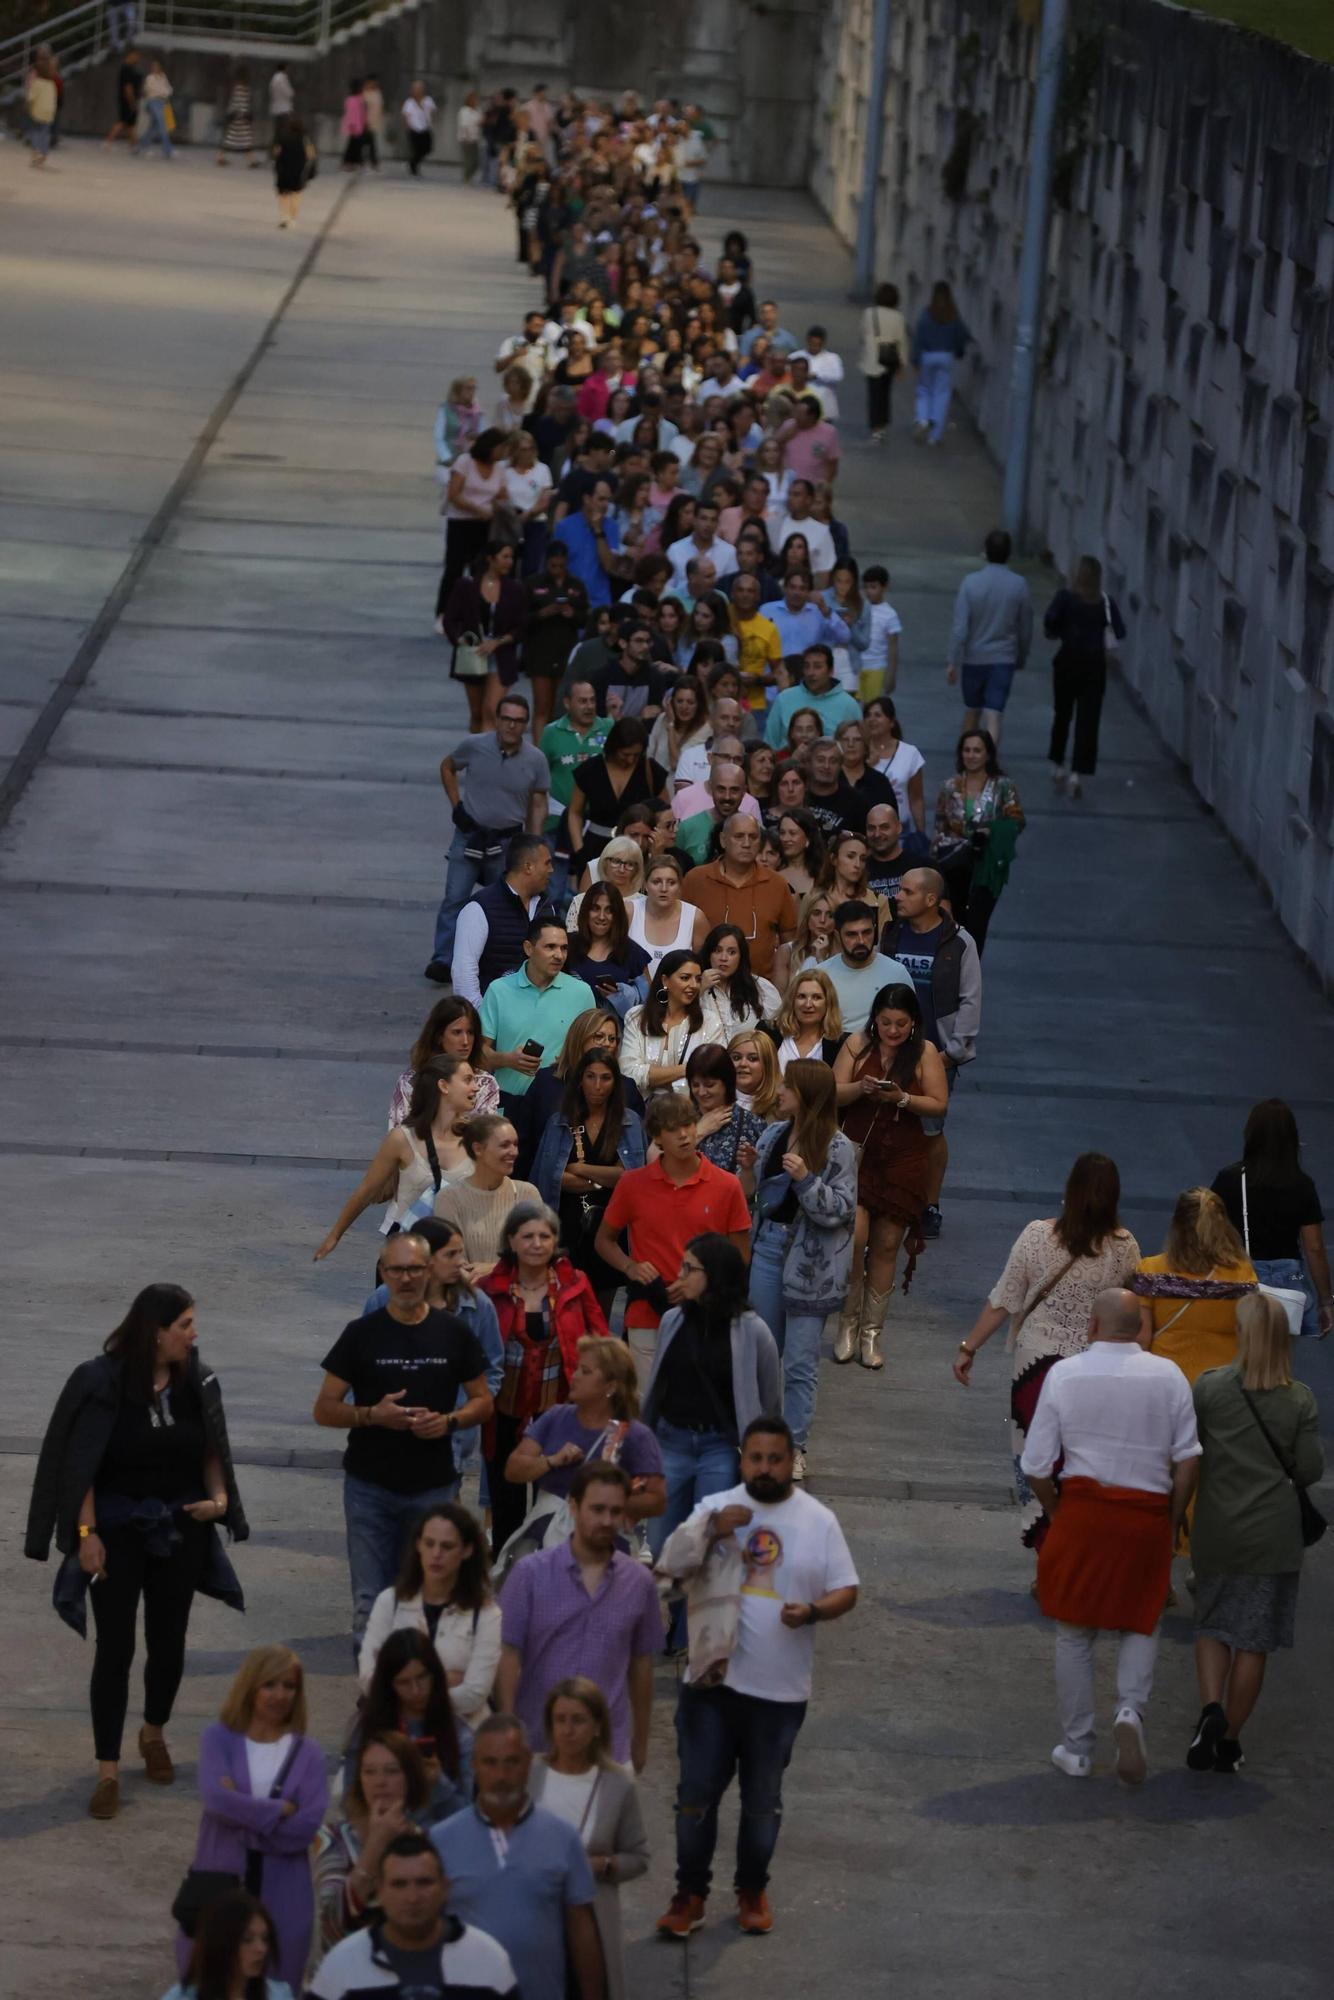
748, 1225, 824, 1447
431, 825, 506, 964
1251, 1257, 1321, 1339
649, 1421, 739, 1649
915, 351, 955, 441
674, 1683, 807, 1896
143, 99, 172, 157
343, 1474, 460, 1640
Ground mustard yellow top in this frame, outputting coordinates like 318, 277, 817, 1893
1133, 1253, 1256, 1388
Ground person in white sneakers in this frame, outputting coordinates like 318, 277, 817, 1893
1020, 1287, 1201, 1785
305, 1830, 517, 1998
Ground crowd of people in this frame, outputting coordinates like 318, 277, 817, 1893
20, 77, 1332, 2000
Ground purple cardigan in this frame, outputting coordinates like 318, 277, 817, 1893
175, 1723, 328, 1992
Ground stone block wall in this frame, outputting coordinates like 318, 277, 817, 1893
810, 0, 1334, 983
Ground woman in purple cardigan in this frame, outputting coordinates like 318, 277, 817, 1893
176, 1644, 328, 1992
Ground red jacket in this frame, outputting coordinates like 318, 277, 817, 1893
480, 1255, 610, 1424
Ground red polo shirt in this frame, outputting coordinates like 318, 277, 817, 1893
601, 1156, 751, 1328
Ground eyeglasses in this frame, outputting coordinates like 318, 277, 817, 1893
385, 1265, 428, 1279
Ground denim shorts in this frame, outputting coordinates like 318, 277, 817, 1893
960, 660, 1017, 712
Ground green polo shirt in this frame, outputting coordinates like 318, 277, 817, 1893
479, 966, 591, 1097
539, 715, 611, 828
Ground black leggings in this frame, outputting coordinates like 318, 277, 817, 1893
485, 1411, 531, 1557
89, 1518, 209, 1760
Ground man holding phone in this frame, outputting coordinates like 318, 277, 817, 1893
479, 917, 591, 1110
314, 1232, 495, 1643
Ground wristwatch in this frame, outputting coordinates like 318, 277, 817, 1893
78, 1524, 93, 1540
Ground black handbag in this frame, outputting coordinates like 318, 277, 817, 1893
1238, 1384, 1327, 1547
877, 338, 901, 373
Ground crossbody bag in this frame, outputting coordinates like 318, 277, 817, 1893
1237, 1383, 1326, 1547
171, 1736, 304, 1935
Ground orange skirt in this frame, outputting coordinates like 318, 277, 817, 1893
1037, 1478, 1172, 1636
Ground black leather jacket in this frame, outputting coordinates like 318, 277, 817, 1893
25, 1347, 249, 1562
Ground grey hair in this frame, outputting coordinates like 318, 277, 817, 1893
474, 1711, 530, 1747
500, 1200, 563, 1257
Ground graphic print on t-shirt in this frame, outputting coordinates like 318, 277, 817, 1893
741, 1524, 785, 1597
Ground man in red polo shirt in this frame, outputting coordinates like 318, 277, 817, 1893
595, 1093, 751, 1372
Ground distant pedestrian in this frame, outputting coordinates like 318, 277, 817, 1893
910, 279, 971, 446
341, 79, 368, 170
1186, 1293, 1324, 1775
105, 45, 142, 148
1211, 1098, 1332, 1341
860, 281, 907, 443
1023, 1288, 1201, 1786
217, 67, 256, 166
457, 89, 482, 182
140, 60, 174, 159
402, 80, 436, 177
945, 530, 1033, 747
272, 116, 313, 229
361, 74, 385, 169
268, 61, 294, 140
26, 54, 58, 167
1044, 556, 1126, 798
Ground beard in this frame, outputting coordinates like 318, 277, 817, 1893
744, 1473, 793, 1503
845, 944, 872, 963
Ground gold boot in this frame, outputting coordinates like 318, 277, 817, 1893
858, 1285, 890, 1369
833, 1270, 863, 1364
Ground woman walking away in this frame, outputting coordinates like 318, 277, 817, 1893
1132, 1188, 1257, 1389
910, 281, 970, 447
860, 282, 907, 443
1211, 1098, 1332, 1340
273, 116, 313, 229
25, 1283, 246, 1821
160, 1889, 292, 2000
341, 79, 368, 169
1187, 1293, 1323, 1775
834, 982, 948, 1367
748, 1060, 858, 1480
952, 1152, 1140, 1556
175, 1646, 327, 1991
218, 67, 256, 167
530, 1678, 650, 2000
1044, 556, 1126, 798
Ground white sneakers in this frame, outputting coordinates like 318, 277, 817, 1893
791, 1447, 808, 1483
1113, 1707, 1148, 1785
1050, 1709, 1147, 1784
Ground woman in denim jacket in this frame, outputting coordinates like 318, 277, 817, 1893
532, 1047, 647, 1315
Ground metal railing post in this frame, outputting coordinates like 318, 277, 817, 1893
317, 0, 331, 51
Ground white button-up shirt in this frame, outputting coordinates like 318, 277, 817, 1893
1020, 1341, 1201, 1494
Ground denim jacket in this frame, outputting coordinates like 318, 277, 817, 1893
751, 1123, 859, 1312
530, 1107, 647, 1210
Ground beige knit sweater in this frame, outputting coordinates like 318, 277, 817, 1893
434, 1174, 541, 1271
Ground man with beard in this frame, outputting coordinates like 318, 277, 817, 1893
431, 1714, 602, 2000
823, 900, 915, 1035
655, 1417, 859, 1938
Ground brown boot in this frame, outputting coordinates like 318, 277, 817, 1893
858, 1285, 890, 1369
138, 1727, 174, 1784
88, 1777, 120, 1819
833, 1271, 863, 1364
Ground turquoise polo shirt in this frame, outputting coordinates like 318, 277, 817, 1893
479, 966, 591, 1096
765, 681, 865, 749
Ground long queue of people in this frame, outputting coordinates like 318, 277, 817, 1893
21, 82, 1333, 2000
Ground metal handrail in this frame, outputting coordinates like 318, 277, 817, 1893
1, 0, 402, 100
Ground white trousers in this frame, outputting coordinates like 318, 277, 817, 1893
1054, 1622, 1159, 1756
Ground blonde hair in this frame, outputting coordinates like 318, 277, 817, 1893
576, 1334, 640, 1420
554, 1008, 619, 1080
219, 1645, 307, 1736
727, 1029, 780, 1119
1235, 1292, 1293, 1391
774, 967, 842, 1043
788, 889, 836, 971
1163, 1186, 1247, 1275
596, 837, 646, 896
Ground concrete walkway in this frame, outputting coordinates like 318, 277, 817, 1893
1, 148, 1332, 1999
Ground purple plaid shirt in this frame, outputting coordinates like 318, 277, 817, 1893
500, 1543, 663, 1762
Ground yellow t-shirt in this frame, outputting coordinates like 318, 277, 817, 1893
732, 611, 783, 711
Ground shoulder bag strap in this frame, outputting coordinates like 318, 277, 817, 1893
1236, 1381, 1298, 1485
425, 1128, 443, 1193
1014, 1254, 1079, 1332
1240, 1170, 1251, 1256
269, 1735, 304, 1799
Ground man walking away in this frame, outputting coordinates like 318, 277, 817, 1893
1021, 1288, 1201, 1785
945, 530, 1033, 748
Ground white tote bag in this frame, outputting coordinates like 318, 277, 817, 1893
1241, 1171, 1307, 1338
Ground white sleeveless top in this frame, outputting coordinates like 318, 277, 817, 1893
628, 895, 698, 976
383, 1130, 437, 1233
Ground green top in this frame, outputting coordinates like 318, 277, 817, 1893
676, 808, 720, 864
478, 965, 592, 1097
539, 715, 610, 827
1191, 1363, 1323, 1576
